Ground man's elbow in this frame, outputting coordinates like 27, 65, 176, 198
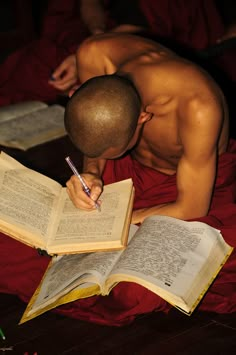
176, 201, 210, 220
76, 36, 99, 64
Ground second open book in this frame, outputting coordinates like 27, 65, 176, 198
20, 214, 233, 323
0, 101, 66, 150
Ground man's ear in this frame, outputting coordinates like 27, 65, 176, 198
68, 84, 80, 97
137, 111, 153, 124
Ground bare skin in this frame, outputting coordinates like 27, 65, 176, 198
48, 0, 146, 94
48, 0, 106, 93
66, 33, 229, 224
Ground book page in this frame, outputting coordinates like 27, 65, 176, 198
0, 105, 66, 150
107, 216, 231, 300
47, 179, 133, 253
26, 224, 138, 315
29, 251, 122, 312
0, 152, 62, 247
23, 282, 98, 321
0, 101, 48, 123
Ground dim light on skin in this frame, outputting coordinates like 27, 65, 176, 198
100, 146, 127, 160
99, 123, 143, 160
100, 143, 133, 160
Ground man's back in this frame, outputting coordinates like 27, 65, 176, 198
77, 33, 229, 174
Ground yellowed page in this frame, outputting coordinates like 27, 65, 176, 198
20, 282, 99, 324
21, 252, 119, 319
0, 152, 62, 249
0, 152, 134, 254
20, 225, 138, 322
47, 179, 134, 254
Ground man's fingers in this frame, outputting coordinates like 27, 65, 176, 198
66, 176, 98, 210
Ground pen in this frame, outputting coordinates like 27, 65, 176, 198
65, 156, 101, 211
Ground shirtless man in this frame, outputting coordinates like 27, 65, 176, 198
64, 33, 229, 224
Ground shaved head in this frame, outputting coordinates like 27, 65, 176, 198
64, 74, 141, 157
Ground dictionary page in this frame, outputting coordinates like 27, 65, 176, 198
0, 152, 63, 249
105, 215, 232, 313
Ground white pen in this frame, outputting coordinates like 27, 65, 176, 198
65, 156, 101, 211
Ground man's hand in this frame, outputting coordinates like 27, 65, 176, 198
49, 54, 77, 93
66, 172, 103, 210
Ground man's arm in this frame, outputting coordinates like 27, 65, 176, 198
76, 34, 120, 83
49, 1, 107, 93
49, 55, 77, 92
76, 32, 161, 82
132, 95, 223, 224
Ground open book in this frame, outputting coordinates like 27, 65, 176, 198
0, 152, 134, 254
0, 101, 66, 150
20, 215, 233, 323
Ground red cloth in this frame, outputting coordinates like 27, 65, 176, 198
0, 39, 72, 106
140, 0, 236, 82
140, 0, 224, 50
0, 140, 236, 326
0, 0, 111, 106
0, 0, 236, 107
0, 0, 88, 106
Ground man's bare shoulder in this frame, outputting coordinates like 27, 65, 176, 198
77, 32, 144, 58
76, 34, 119, 80
137, 55, 222, 102
79, 32, 163, 50
77, 33, 174, 71
177, 82, 229, 154
148, 57, 214, 87
139, 59, 229, 154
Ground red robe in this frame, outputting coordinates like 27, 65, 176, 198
0, 140, 236, 326
0, 0, 235, 107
